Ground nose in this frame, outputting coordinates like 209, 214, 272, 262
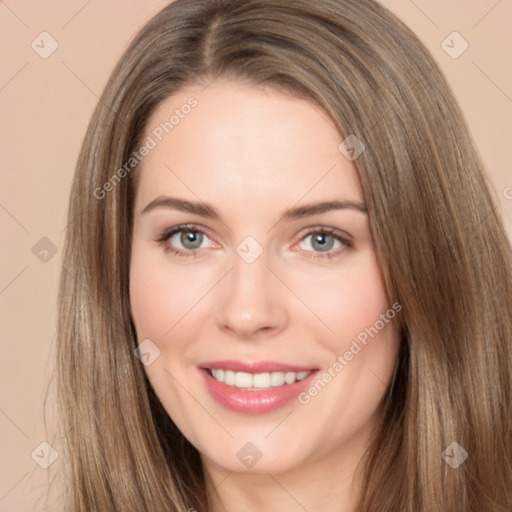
215, 249, 289, 340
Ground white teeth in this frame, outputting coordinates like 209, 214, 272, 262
284, 372, 296, 384
209, 369, 312, 389
270, 372, 285, 386
253, 372, 271, 388
235, 372, 253, 388
225, 370, 235, 386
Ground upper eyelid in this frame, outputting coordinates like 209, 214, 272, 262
298, 225, 352, 240
157, 223, 211, 240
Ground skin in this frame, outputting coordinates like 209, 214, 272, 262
129, 80, 401, 512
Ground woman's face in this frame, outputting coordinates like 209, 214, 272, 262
130, 80, 401, 477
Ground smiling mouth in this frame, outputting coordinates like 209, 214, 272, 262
205, 368, 312, 390
199, 362, 319, 414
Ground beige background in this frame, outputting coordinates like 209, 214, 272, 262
1, 1, 511, 510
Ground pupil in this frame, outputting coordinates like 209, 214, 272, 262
312, 233, 333, 252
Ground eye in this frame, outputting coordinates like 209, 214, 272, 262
156, 224, 217, 257
296, 228, 353, 259
156, 225, 352, 260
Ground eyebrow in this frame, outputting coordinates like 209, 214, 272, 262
140, 196, 367, 220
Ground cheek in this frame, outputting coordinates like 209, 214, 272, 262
292, 255, 400, 431
129, 251, 212, 340
291, 251, 392, 345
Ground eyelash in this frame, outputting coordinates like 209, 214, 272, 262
155, 224, 353, 260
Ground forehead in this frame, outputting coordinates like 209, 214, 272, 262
135, 80, 363, 214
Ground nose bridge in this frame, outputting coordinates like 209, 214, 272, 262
215, 242, 288, 338
231, 248, 268, 299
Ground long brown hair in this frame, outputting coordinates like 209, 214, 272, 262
56, 0, 512, 510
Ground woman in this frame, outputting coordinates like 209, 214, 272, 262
56, 0, 512, 510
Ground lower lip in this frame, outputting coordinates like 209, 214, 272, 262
199, 368, 318, 414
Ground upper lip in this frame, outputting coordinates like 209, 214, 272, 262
199, 360, 317, 374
